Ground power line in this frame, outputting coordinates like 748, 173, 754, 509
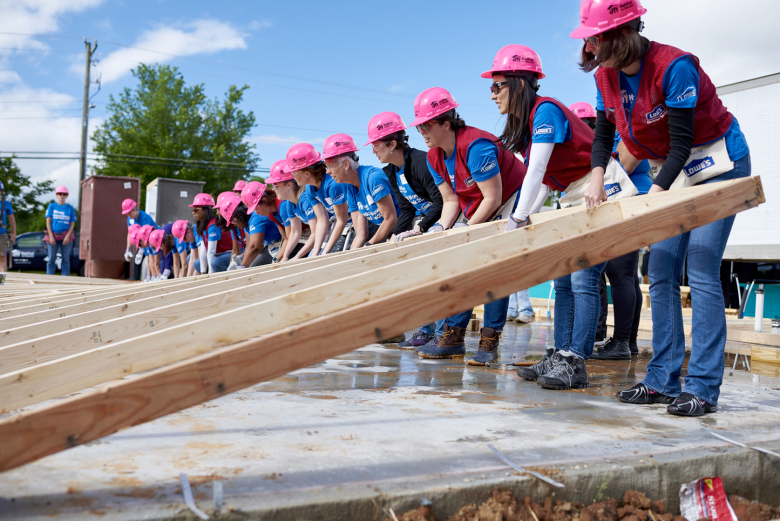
0, 100, 107, 104
1, 155, 267, 173
2, 151, 256, 167
0, 46, 83, 54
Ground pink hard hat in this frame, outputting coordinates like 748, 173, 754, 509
121, 198, 137, 215
128, 226, 142, 247
410, 87, 460, 127
481, 45, 545, 79
569, 102, 597, 119
241, 181, 267, 214
322, 134, 359, 161
55, 185, 69, 195
286, 143, 321, 172
172, 220, 189, 241
267, 159, 294, 184
364, 112, 407, 146
149, 229, 165, 253
215, 192, 242, 222
233, 180, 247, 192
138, 224, 154, 245
570, 0, 647, 39
128, 223, 141, 234
189, 193, 215, 207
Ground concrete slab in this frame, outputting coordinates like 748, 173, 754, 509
1, 323, 779, 520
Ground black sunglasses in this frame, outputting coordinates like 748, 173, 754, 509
490, 81, 509, 95
415, 121, 440, 133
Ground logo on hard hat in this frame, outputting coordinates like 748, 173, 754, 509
334, 141, 352, 147
292, 156, 305, 164
607, 4, 619, 14
620, 1, 634, 10
512, 55, 534, 64
377, 122, 394, 131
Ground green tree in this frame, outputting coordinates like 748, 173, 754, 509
0, 156, 55, 234
91, 64, 260, 208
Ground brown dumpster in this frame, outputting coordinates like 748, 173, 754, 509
80, 175, 141, 278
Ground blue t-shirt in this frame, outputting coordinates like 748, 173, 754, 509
613, 133, 652, 195
174, 237, 190, 254
45, 202, 77, 234
278, 200, 297, 227
206, 223, 221, 244
0, 200, 14, 234
248, 212, 282, 246
194, 234, 203, 248
160, 251, 173, 273
595, 56, 749, 161
427, 137, 501, 191
532, 102, 572, 144
293, 191, 319, 224
344, 165, 400, 225
126, 209, 157, 229
310, 174, 347, 217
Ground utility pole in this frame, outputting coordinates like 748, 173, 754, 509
77, 38, 97, 210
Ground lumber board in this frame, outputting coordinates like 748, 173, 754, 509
607, 316, 780, 348
0, 223, 505, 373
0, 176, 763, 473
0, 204, 622, 412
751, 346, 780, 364
2, 273, 134, 285
751, 361, 780, 378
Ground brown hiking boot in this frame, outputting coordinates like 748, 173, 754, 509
379, 332, 406, 344
466, 327, 501, 365
418, 324, 467, 358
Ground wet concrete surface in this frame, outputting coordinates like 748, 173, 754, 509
1, 322, 779, 520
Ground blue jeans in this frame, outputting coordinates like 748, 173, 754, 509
446, 296, 510, 332
210, 251, 232, 273
554, 262, 608, 358
420, 320, 445, 337
644, 155, 751, 405
508, 289, 534, 319
46, 240, 73, 276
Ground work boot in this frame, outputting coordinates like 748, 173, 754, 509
418, 325, 466, 359
628, 337, 639, 355
379, 332, 406, 344
590, 338, 631, 360
538, 355, 589, 390
466, 327, 501, 366
667, 392, 717, 417
398, 330, 435, 350
616, 383, 674, 404
516, 348, 557, 381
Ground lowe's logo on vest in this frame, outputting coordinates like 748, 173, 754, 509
684, 156, 714, 177
465, 176, 476, 187
604, 183, 622, 197
645, 105, 666, 124
676, 87, 697, 103
535, 124, 554, 135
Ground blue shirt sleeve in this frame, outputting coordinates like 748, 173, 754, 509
327, 179, 348, 206
248, 212, 267, 235
365, 168, 393, 204
595, 76, 605, 111
532, 102, 572, 144
426, 158, 445, 186
465, 138, 500, 182
45, 203, 54, 219
663, 56, 699, 109
4, 201, 13, 216
344, 184, 358, 213
207, 223, 221, 242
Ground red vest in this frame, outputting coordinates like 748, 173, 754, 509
526, 97, 593, 190
427, 126, 526, 219
201, 218, 234, 254
269, 198, 283, 228
595, 42, 732, 160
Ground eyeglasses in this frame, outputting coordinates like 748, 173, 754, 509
415, 121, 439, 133
325, 159, 345, 172
490, 81, 509, 95
583, 35, 600, 47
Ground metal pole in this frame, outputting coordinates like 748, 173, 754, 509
77, 39, 96, 211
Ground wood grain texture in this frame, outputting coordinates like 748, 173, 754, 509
751, 346, 780, 364
0, 177, 762, 473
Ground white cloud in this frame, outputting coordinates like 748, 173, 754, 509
249, 135, 325, 146
0, 70, 22, 83
248, 20, 272, 30
643, 1, 780, 86
95, 20, 249, 83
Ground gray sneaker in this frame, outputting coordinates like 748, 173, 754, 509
517, 349, 557, 381
538, 355, 589, 390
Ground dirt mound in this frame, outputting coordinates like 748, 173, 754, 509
383, 489, 779, 521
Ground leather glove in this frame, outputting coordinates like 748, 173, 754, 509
393, 229, 422, 242
124, 247, 133, 262
505, 216, 529, 232
452, 222, 468, 229
134, 249, 144, 265
425, 223, 445, 234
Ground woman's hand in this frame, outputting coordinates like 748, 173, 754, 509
648, 184, 665, 195
505, 216, 529, 232
63, 233, 72, 245
585, 169, 607, 209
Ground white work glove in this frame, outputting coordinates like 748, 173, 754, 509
425, 223, 445, 234
452, 222, 468, 229
235, 265, 247, 270
124, 247, 134, 262
227, 254, 243, 270
159, 269, 171, 280
393, 229, 422, 243
135, 249, 144, 265
505, 216, 529, 232
142, 275, 151, 283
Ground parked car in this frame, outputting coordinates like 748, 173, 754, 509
8, 231, 84, 276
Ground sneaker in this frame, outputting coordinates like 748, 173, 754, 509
667, 392, 717, 417
628, 338, 639, 355
418, 325, 466, 359
537, 355, 589, 390
591, 338, 631, 360
516, 349, 557, 381
515, 313, 533, 324
398, 331, 435, 350
466, 327, 501, 366
594, 337, 607, 347
379, 332, 406, 344
616, 383, 674, 404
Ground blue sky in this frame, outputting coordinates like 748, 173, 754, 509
0, 0, 776, 202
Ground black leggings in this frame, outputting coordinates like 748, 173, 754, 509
603, 250, 642, 342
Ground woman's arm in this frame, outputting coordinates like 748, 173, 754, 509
242, 232, 264, 266
615, 140, 642, 175
282, 219, 302, 261
652, 107, 696, 190
231, 235, 240, 256
64, 221, 75, 244
435, 182, 461, 229
45, 217, 54, 243
368, 195, 398, 244
310, 203, 329, 256
350, 212, 367, 250
468, 175, 502, 225
513, 142, 554, 221
172, 251, 181, 278
322, 203, 348, 254
294, 217, 317, 258
585, 110, 618, 208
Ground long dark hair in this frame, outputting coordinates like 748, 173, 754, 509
195, 206, 215, 237
231, 202, 250, 229
579, 22, 650, 72
301, 161, 327, 184
497, 74, 539, 155
161, 234, 174, 256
